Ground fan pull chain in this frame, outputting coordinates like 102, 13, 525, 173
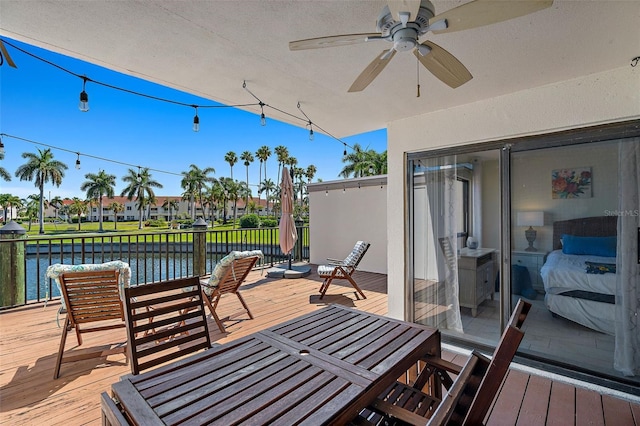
416, 57, 421, 97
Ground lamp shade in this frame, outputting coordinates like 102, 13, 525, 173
517, 211, 544, 227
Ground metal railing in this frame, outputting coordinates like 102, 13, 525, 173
0, 226, 309, 309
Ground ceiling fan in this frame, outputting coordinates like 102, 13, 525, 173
289, 0, 553, 92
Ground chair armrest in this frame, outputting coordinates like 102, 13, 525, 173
423, 356, 463, 375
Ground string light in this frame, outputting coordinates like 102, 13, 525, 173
78, 76, 89, 112
343, 143, 347, 156
308, 121, 314, 141
192, 106, 200, 132
75, 152, 81, 169
0, 136, 4, 155
259, 102, 266, 126
136, 166, 142, 183
1, 133, 183, 179
1, 39, 360, 156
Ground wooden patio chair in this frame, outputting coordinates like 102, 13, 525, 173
54, 270, 126, 379
317, 241, 370, 299
200, 250, 262, 333
123, 276, 212, 375
356, 298, 532, 425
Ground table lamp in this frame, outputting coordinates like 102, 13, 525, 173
517, 211, 544, 252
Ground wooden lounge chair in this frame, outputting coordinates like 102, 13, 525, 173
317, 241, 370, 299
54, 270, 126, 379
200, 250, 263, 333
123, 276, 212, 375
357, 298, 532, 425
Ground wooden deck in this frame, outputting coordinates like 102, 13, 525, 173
1, 266, 639, 425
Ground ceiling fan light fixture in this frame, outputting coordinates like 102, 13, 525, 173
417, 43, 432, 56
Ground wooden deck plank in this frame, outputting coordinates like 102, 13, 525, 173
576, 386, 605, 426
546, 381, 576, 426
516, 374, 552, 426
1, 267, 638, 425
486, 369, 528, 426
602, 394, 636, 426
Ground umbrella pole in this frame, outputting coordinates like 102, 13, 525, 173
288, 251, 292, 270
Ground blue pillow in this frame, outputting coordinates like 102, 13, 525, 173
561, 234, 617, 258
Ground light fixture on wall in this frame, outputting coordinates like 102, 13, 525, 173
517, 211, 544, 252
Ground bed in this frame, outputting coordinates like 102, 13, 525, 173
540, 216, 618, 335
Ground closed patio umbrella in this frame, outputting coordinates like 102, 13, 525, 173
279, 167, 298, 269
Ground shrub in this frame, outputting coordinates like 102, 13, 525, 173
260, 218, 277, 228
239, 214, 260, 228
147, 219, 167, 228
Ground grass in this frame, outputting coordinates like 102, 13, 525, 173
15, 220, 309, 245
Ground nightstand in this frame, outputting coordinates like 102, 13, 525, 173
458, 248, 497, 317
511, 250, 548, 293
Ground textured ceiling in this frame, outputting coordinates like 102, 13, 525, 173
1, 0, 638, 137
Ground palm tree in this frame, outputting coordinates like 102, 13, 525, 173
217, 177, 234, 225
68, 197, 87, 231
294, 167, 306, 210
23, 195, 39, 231
259, 178, 276, 215
49, 196, 63, 222
120, 167, 163, 229
15, 148, 68, 234
108, 201, 124, 230
305, 164, 317, 184
255, 145, 271, 209
0, 194, 12, 222
162, 198, 179, 222
274, 145, 289, 188
180, 164, 215, 219
80, 170, 116, 232
240, 151, 254, 212
0, 150, 10, 182
224, 151, 238, 181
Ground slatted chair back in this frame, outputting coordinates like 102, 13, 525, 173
54, 270, 126, 379
201, 254, 261, 333
123, 276, 211, 375
318, 241, 370, 299
461, 299, 531, 425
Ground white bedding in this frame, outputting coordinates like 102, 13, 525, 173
540, 250, 616, 295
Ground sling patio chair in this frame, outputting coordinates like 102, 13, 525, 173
356, 298, 532, 425
122, 276, 212, 375
53, 269, 127, 380
200, 250, 263, 333
317, 241, 370, 299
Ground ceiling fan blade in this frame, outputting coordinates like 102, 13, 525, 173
388, 0, 421, 24
414, 41, 472, 88
429, 0, 553, 34
348, 49, 397, 92
289, 33, 381, 51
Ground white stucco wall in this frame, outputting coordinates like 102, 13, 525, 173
386, 66, 640, 320
308, 177, 387, 274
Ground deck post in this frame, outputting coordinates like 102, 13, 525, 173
0, 221, 27, 307
192, 218, 208, 277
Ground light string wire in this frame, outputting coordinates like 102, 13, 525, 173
0, 132, 183, 177
0, 37, 357, 152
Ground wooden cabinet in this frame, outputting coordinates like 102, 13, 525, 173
511, 251, 548, 293
457, 248, 496, 317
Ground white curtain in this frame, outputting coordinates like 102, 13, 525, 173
414, 157, 463, 332
614, 139, 640, 376
472, 160, 483, 248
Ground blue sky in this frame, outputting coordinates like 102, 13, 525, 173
0, 37, 386, 200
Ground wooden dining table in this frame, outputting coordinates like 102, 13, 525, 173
105, 304, 441, 425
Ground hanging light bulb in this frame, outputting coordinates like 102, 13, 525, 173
308, 121, 314, 141
75, 153, 81, 170
136, 167, 142, 183
343, 143, 347, 156
78, 77, 89, 112
259, 102, 266, 126
192, 107, 200, 132
0, 137, 4, 155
